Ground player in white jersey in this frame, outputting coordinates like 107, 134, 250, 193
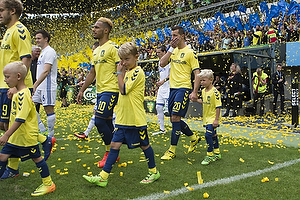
152, 46, 170, 135
32, 30, 57, 137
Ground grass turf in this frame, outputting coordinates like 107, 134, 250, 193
1, 103, 300, 200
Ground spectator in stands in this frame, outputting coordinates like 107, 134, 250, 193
266, 24, 278, 43
252, 68, 268, 116
286, 23, 299, 42
221, 32, 231, 49
222, 63, 243, 117
252, 25, 262, 45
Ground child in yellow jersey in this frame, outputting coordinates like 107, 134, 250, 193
83, 42, 160, 187
197, 69, 222, 165
0, 61, 55, 196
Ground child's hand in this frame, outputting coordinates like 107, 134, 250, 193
0, 134, 9, 146
197, 99, 203, 104
117, 61, 125, 72
213, 119, 219, 128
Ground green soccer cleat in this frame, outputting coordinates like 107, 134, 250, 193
140, 171, 160, 184
188, 136, 200, 153
31, 183, 56, 197
213, 154, 221, 161
83, 175, 108, 187
201, 156, 214, 165
161, 150, 176, 160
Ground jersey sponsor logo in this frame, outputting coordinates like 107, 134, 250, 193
172, 59, 187, 65
94, 59, 108, 64
1, 44, 11, 50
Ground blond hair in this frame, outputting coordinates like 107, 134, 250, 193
97, 17, 113, 31
4, 61, 27, 79
198, 69, 214, 80
118, 42, 138, 58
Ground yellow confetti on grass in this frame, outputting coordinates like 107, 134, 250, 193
203, 192, 209, 198
239, 158, 245, 162
268, 160, 274, 164
261, 177, 269, 182
164, 190, 170, 194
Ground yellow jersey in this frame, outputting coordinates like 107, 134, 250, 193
0, 21, 33, 88
92, 40, 120, 93
169, 45, 199, 89
115, 66, 147, 129
201, 87, 222, 125
8, 88, 39, 147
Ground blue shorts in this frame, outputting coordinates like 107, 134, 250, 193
168, 88, 191, 117
204, 124, 218, 137
1, 144, 41, 162
112, 128, 149, 149
0, 89, 11, 123
95, 92, 119, 118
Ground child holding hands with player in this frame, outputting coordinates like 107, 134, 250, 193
197, 69, 222, 165
0, 61, 55, 196
83, 42, 160, 187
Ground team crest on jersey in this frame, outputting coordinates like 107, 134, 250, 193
207, 96, 211, 102
100, 50, 105, 57
13, 101, 16, 110
180, 53, 185, 58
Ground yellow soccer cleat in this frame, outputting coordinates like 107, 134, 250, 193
31, 183, 56, 197
161, 150, 176, 160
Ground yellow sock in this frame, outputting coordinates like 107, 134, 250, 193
38, 134, 47, 143
7, 158, 20, 170
207, 152, 214, 157
149, 167, 157, 174
169, 145, 177, 153
105, 145, 110, 152
214, 148, 220, 154
189, 134, 197, 141
99, 170, 109, 180
42, 176, 53, 186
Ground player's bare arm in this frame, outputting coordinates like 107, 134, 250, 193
77, 67, 96, 104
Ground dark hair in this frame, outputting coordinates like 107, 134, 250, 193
157, 45, 167, 52
1, 0, 23, 18
34, 30, 51, 43
172, 25, 185, 35
277, 63, 282, 67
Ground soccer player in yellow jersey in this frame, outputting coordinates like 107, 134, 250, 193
159, 26, 201, 160
0, 61, 55, 196
0, 0, 54, 179
77, 17, 120, 167
197, 69, 222, 165
83, 42, 160, 187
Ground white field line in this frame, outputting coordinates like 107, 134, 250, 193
131, 158, 300, 200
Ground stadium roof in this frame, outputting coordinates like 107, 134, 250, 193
23, 0, 133, 14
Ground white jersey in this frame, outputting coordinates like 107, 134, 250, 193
158, 62, 170, 92
36, 45, 57, 90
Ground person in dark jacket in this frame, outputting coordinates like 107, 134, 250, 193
222, 63, 243, 117
272, 63, 287, 114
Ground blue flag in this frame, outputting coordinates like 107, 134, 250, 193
238, 5, 247, 13
235, 17, 244, 31
244, 23, 250, 31
220, 24, 227, 32
287, 0, 299, 16
204, 21, 214, 31
225, 16, 235, 28
269, 5, 280, 18
156, 28, 165, 42
259, 1, 269, 13
214, 11, 222, 19
164, 25, 171, 37
249, 13, 261, 27
150, 36, 156, 43
278, 0, 288, 16
136, 38, 141, 47
197, 32, 205, 45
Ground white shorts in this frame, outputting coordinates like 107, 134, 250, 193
32, 89, 56, 106
156, 88, 169, 106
